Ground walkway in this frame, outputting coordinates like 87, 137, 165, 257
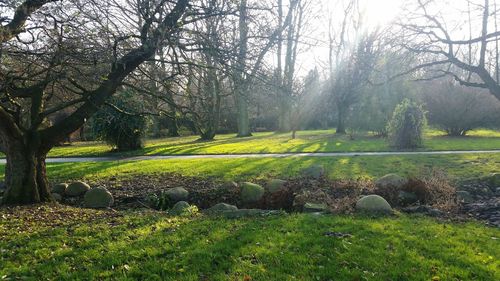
1, 150, 499, 164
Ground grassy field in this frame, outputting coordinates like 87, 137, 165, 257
5, 129, 496, 158
0, 205, 498, 280
1, 153, 498, 182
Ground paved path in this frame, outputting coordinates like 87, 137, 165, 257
1, 150, 499, 164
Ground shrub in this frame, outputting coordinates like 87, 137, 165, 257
90, 93, 147, 151
146, 191, 172, 211
421, 81, 500, 136
387, 99, 426, 149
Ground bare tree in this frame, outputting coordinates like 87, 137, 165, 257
0, 0, 190, 204
231, 0, 298, 137
398, 0, 500, 101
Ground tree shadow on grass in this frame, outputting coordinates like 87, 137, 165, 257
2, 214, 497, 280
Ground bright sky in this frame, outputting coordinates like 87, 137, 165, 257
360, 0, 403, 27
292, 0, 404, 77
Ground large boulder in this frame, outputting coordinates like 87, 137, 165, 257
240, 182, 265, 203
52, 183, 68, 195
205, 203, 238, 214
375, 174, 408, 190
266, 179, 287, 193
165, 187, 189, 202
84, 187, 114, 208
355, 195, 392, 214
169, 201, 191, 216
65, 181, 90, 197
301, 165, 325, 179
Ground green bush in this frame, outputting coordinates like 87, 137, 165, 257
387, 99, 426, 149
90, 93, 147, 151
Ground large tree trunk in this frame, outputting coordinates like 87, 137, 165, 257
2, 140, 51, 204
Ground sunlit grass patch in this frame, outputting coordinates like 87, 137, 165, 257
0, 206, 498, 280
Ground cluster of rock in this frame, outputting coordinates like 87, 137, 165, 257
459, 173, 500, 227
160, 182, 286, 217
51, 181, 114, 209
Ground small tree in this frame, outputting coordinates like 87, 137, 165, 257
90, 94, 147, 152
387, 99, 427, 149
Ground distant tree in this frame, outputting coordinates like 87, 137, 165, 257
387, 99, 427, 149
231, 0, 299, 137
350, 52, 416, 136
421, 80, 500, 136
329, 32, 379, 134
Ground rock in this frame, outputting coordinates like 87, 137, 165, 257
456, 190, 473, 204
487, 173, 500, 186
355, 195, 392, 214
51, 193, 63, 202
301, 165, 325, 179
0, 196, 3, 205
84, 187, 114, 208
169, 201, 191, 216
65, 181, 90, 197
220, 209, 284, 219
222, 181, 239, 189
402, 205, 443, 217
462, 199, 500, 228
496, 187, 500, 196
240, 182, 265, 203
266, 179, 287, 193
398, 191, 418, 205
303, 202, 328, 213
205, 203, 238, 214
52, 183, 68, 195
375, 174, 408, 189
165, 187, 189, 202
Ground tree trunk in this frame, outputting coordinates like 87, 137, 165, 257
199, 129, 216, 141
336, 107, 346, 134
278, 99, 291, 132
167, 116, 180, 137
236, 89, 252, 137
2, 140, 51, 204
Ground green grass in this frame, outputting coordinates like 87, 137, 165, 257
11, 129, 497, 158
0, 206, 498, 280
1, 153, 497, 182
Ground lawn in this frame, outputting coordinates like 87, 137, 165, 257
0, 205, 498, 280
1, 153, 498, 182
4, 129, 496, 158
